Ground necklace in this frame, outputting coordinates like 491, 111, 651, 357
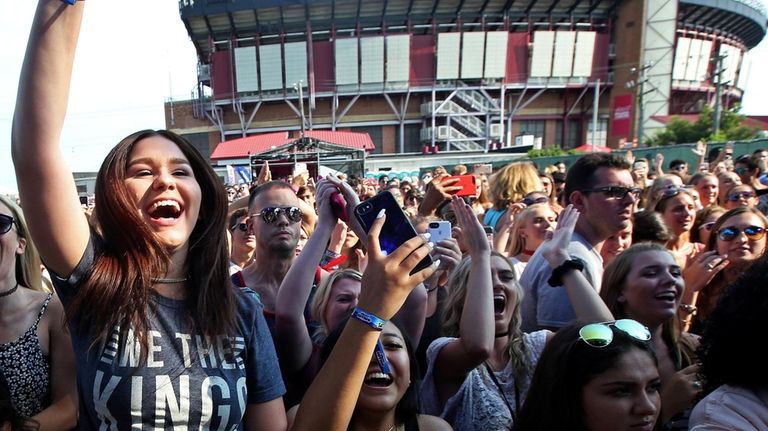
0, 284, 19, 298
151, 277, 189, 284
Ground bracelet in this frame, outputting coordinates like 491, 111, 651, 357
60, 0, 80, 4
425, 283, 439, 293
351, 307, 386, 330
547, 258, 585, 287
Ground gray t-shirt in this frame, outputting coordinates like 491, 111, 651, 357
519, 232, 603, 331
52, 237, 285, 430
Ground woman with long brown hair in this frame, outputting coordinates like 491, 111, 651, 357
12, 2, 285, 428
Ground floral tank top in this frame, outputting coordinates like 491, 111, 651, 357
0, 293, 53, 417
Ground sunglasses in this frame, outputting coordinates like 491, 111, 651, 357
250, 206, 303, 224
726, 191, 756, 201
579, 319, 651, 348
656, 185, 694, 200
581, 186, 642, 200
230, 222, 249, 233
0, 214, 14, 235
717, 225, 766, 242
698, 221, 716, 232
522, 196, 550, 206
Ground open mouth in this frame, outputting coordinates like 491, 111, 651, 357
147, 200, 182, 220
654, 290, 678, 302
494, 293, 507, 314
364, 371, 393, 387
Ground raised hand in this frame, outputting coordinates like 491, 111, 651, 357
358, 211, 436, 321
418, 175, 462, 216
539, 205, 579, 269
451, 195, 489, 257
256, 160, 272, 185
314, 179, 339, 229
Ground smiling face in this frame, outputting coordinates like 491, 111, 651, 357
694, 175, 718, 207
619, 250, 683, 327
490, 255, 519, 334
124, 136, 202, 253
716, 212, 767, 264
358, 321, 411, 413
660, 193, 696, 235
581, 347, 661, 431
601, 225, 633, 265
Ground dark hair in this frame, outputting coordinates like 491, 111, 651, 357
697, 254, 768, 395
228, 208, 249, 230
248, 180, 297, 210
320, 316, 420, 427
563, 154, 630, 205
690, 206, 725, 243
668, 159, 686, 170
513, 322, 658, 431
734, 155, 759, 172
632, 210, 674, 244
705, 206, 768, 251
71, 129, 235, 354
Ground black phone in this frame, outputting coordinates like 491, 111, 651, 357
354, 191, 432, 275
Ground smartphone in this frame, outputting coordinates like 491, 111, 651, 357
444, 175, 477, 197
79, 196, 88, 205
427, 221, 452, 244
483, 225, 494, 244
354, 192, 433, 275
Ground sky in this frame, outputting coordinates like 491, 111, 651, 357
1, 1, 767, 194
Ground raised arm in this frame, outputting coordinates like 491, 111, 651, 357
275, 178, 337, 372
12, 0, 90, 276
433, 197, 494, 383
290, 211, 436, 431
538, 205, 613, 322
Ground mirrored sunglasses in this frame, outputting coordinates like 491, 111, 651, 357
250, 206, 303, 224
717, 225, 766, 242
0, 214, 14, 235
578, 319, 651, 348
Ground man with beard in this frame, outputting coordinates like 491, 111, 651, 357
520, 153, 638, 331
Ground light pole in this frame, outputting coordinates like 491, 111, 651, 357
626, 61, 654, 146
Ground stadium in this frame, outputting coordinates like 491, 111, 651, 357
168, 0, 768, 177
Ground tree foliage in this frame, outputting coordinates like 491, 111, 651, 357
649, 105, 762, 146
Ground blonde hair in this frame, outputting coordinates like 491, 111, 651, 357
442, 252, 532, 386
310, 268, 363, 340
506, 203, 554, 257
0, 195, 45, 292
488, 162, 541, 210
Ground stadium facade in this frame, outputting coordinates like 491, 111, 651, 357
167, 0, 767, 172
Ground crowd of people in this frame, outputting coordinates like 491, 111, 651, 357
2, 1, 768, 430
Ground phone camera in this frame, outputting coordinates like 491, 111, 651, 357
358, 202, 373, 214
429, 222, 439, 228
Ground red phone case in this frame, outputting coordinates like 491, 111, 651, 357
445, 175, 477, 197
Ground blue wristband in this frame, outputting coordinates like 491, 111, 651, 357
351, 307, 386, 331
61, 0, 77, 4
374, 340, 392, 375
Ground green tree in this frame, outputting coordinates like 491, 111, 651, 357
649, 105, 761, 146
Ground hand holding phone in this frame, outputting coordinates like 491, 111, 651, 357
443, 175, 477, 197
427, 221, 452, 243
354, 192, 432, 274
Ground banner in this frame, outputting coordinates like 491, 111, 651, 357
611, 94, 633, 137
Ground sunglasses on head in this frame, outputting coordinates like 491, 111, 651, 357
250, 206, 303, 224
578, 319, 651, 348
656, 185, 693, 200
231, 222, 249, 233
0, 214, 14, 235
698, 221, 716, 232
581, 186, 642, 200
727, 191, 756, 201
717, 225, 766, 242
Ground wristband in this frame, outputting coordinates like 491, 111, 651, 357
547, 258, 585, 287
351, 307, 386, 330
61, 0, 78, 4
